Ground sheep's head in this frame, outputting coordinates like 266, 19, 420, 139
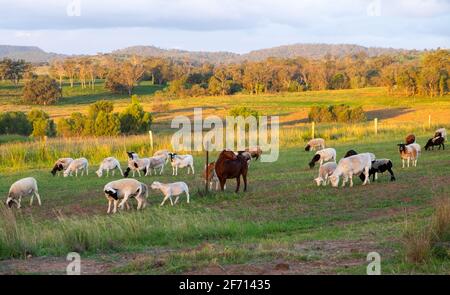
344, 150, 358, 158
151, 181, 161, 190
329, 175, 339, 188
314, 177, 323, 187
5, 193, 15, 208
397, 144, 406, 153
305, 144, 311, 151
104, 188, 118, 200
168, 153, 177, 162
309, 154, 321, 169
96, 169, 103, 177
63, 170, 70, 177
127, 151, 137, 160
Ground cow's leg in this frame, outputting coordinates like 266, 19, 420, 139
235, 176, 241, 193
243, 173, 247, 192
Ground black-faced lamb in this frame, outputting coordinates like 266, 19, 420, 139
63, 158, 89, 177
168, 153, 195, 176
51, 158, 73, 176
305, 138, 325, 152
103, 179, 148, 214
397, 143, 421, 168
425, 136, 445, 151
6, 177, 41, 208
309, 148, 336, 168
151, 181, 190, 206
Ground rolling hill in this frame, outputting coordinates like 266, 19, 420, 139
1, 43, 422, 64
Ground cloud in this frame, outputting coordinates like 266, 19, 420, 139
0, 0, 449, 31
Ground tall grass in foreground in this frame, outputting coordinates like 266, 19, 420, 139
0, 121, 445, 172
403, 198, 450, 264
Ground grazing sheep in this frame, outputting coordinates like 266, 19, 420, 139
360, 159, 396, 182
397, 143, 421, 168
63, 158, 89, 177
314, 162, 337, 186
309, 148, 336, 168
103, 179, 148, 214
168, 153, 195, 176
154, 150, 170, 164
151, 181, 190, 206
245, 146, 262, 160
148, 156, 166, 175
405, 134, 416, 145
6, 177, 41, 209
425, 136, 445, 151
51, 158, 73, 176
329, 153, 373, 187
435, 128, 447, 140
125, 152, 141, 177
305, 138, 325, 152
96, 157, 123, 177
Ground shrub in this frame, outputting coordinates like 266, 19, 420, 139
308, 105, 366, 123
119, 96, 152, 134
0, 112, 32, 136
57, 112, 88, 137
229, 107, 260, 118
22, 75, 62, 105
27, 109, 56, 138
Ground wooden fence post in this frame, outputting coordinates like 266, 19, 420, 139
311, 122, 315, 139
149, 130, 154, 150
374, 118, 378, 135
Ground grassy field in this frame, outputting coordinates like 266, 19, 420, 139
0, 81, 449, 274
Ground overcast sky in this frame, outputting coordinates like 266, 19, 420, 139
0, 0, 449, 54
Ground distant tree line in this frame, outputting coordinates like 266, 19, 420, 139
0, 98, 152, 138
48, 50, 448, 98
1, 50, 449, 106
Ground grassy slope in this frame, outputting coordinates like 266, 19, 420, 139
0, 81, 450, 274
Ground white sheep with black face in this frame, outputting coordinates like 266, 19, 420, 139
51, 158, 73, 176
63, 158, 89, 177
151, 181, 190, 206
6, 177, 41, 209
96, 157, 123, 177
168, 153, 194, 176
308, 148, 336, 169
305, 138, 325, 152
329, 153, 373, 188
103, 179, 148, 214
397, 143, 421, 168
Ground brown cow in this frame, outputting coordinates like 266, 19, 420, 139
215, 150, 248, 193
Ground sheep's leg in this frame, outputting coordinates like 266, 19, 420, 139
113, 200, 119, 214
112, 170, 115, 177
362, 169, 370, 185
375, 173, 378, 181
35, 192, 41, 206
174, 196, 180, 204
191, 164, 195, 174
75, 169, 78, 177
106, 169, 109, 177
402, 159, 405, 168
349, 174, 354, 187
118, 166, 124, 176
187, 166, 190, 174
342, 176, 347, 187
243, 173, 247, 192
160, 195, 171, 206
186, 191, 190, 204
407, 158, 410, 168
18, 196, 22, 209
30, 194, 34, 206
388, 168, 396, 181
118, 194, 129, 210
159, 166, 164, 175
175, 166, 178, 176
107, 199, 112, 214
125, 201, 131, 211
235, 176, 241, 193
